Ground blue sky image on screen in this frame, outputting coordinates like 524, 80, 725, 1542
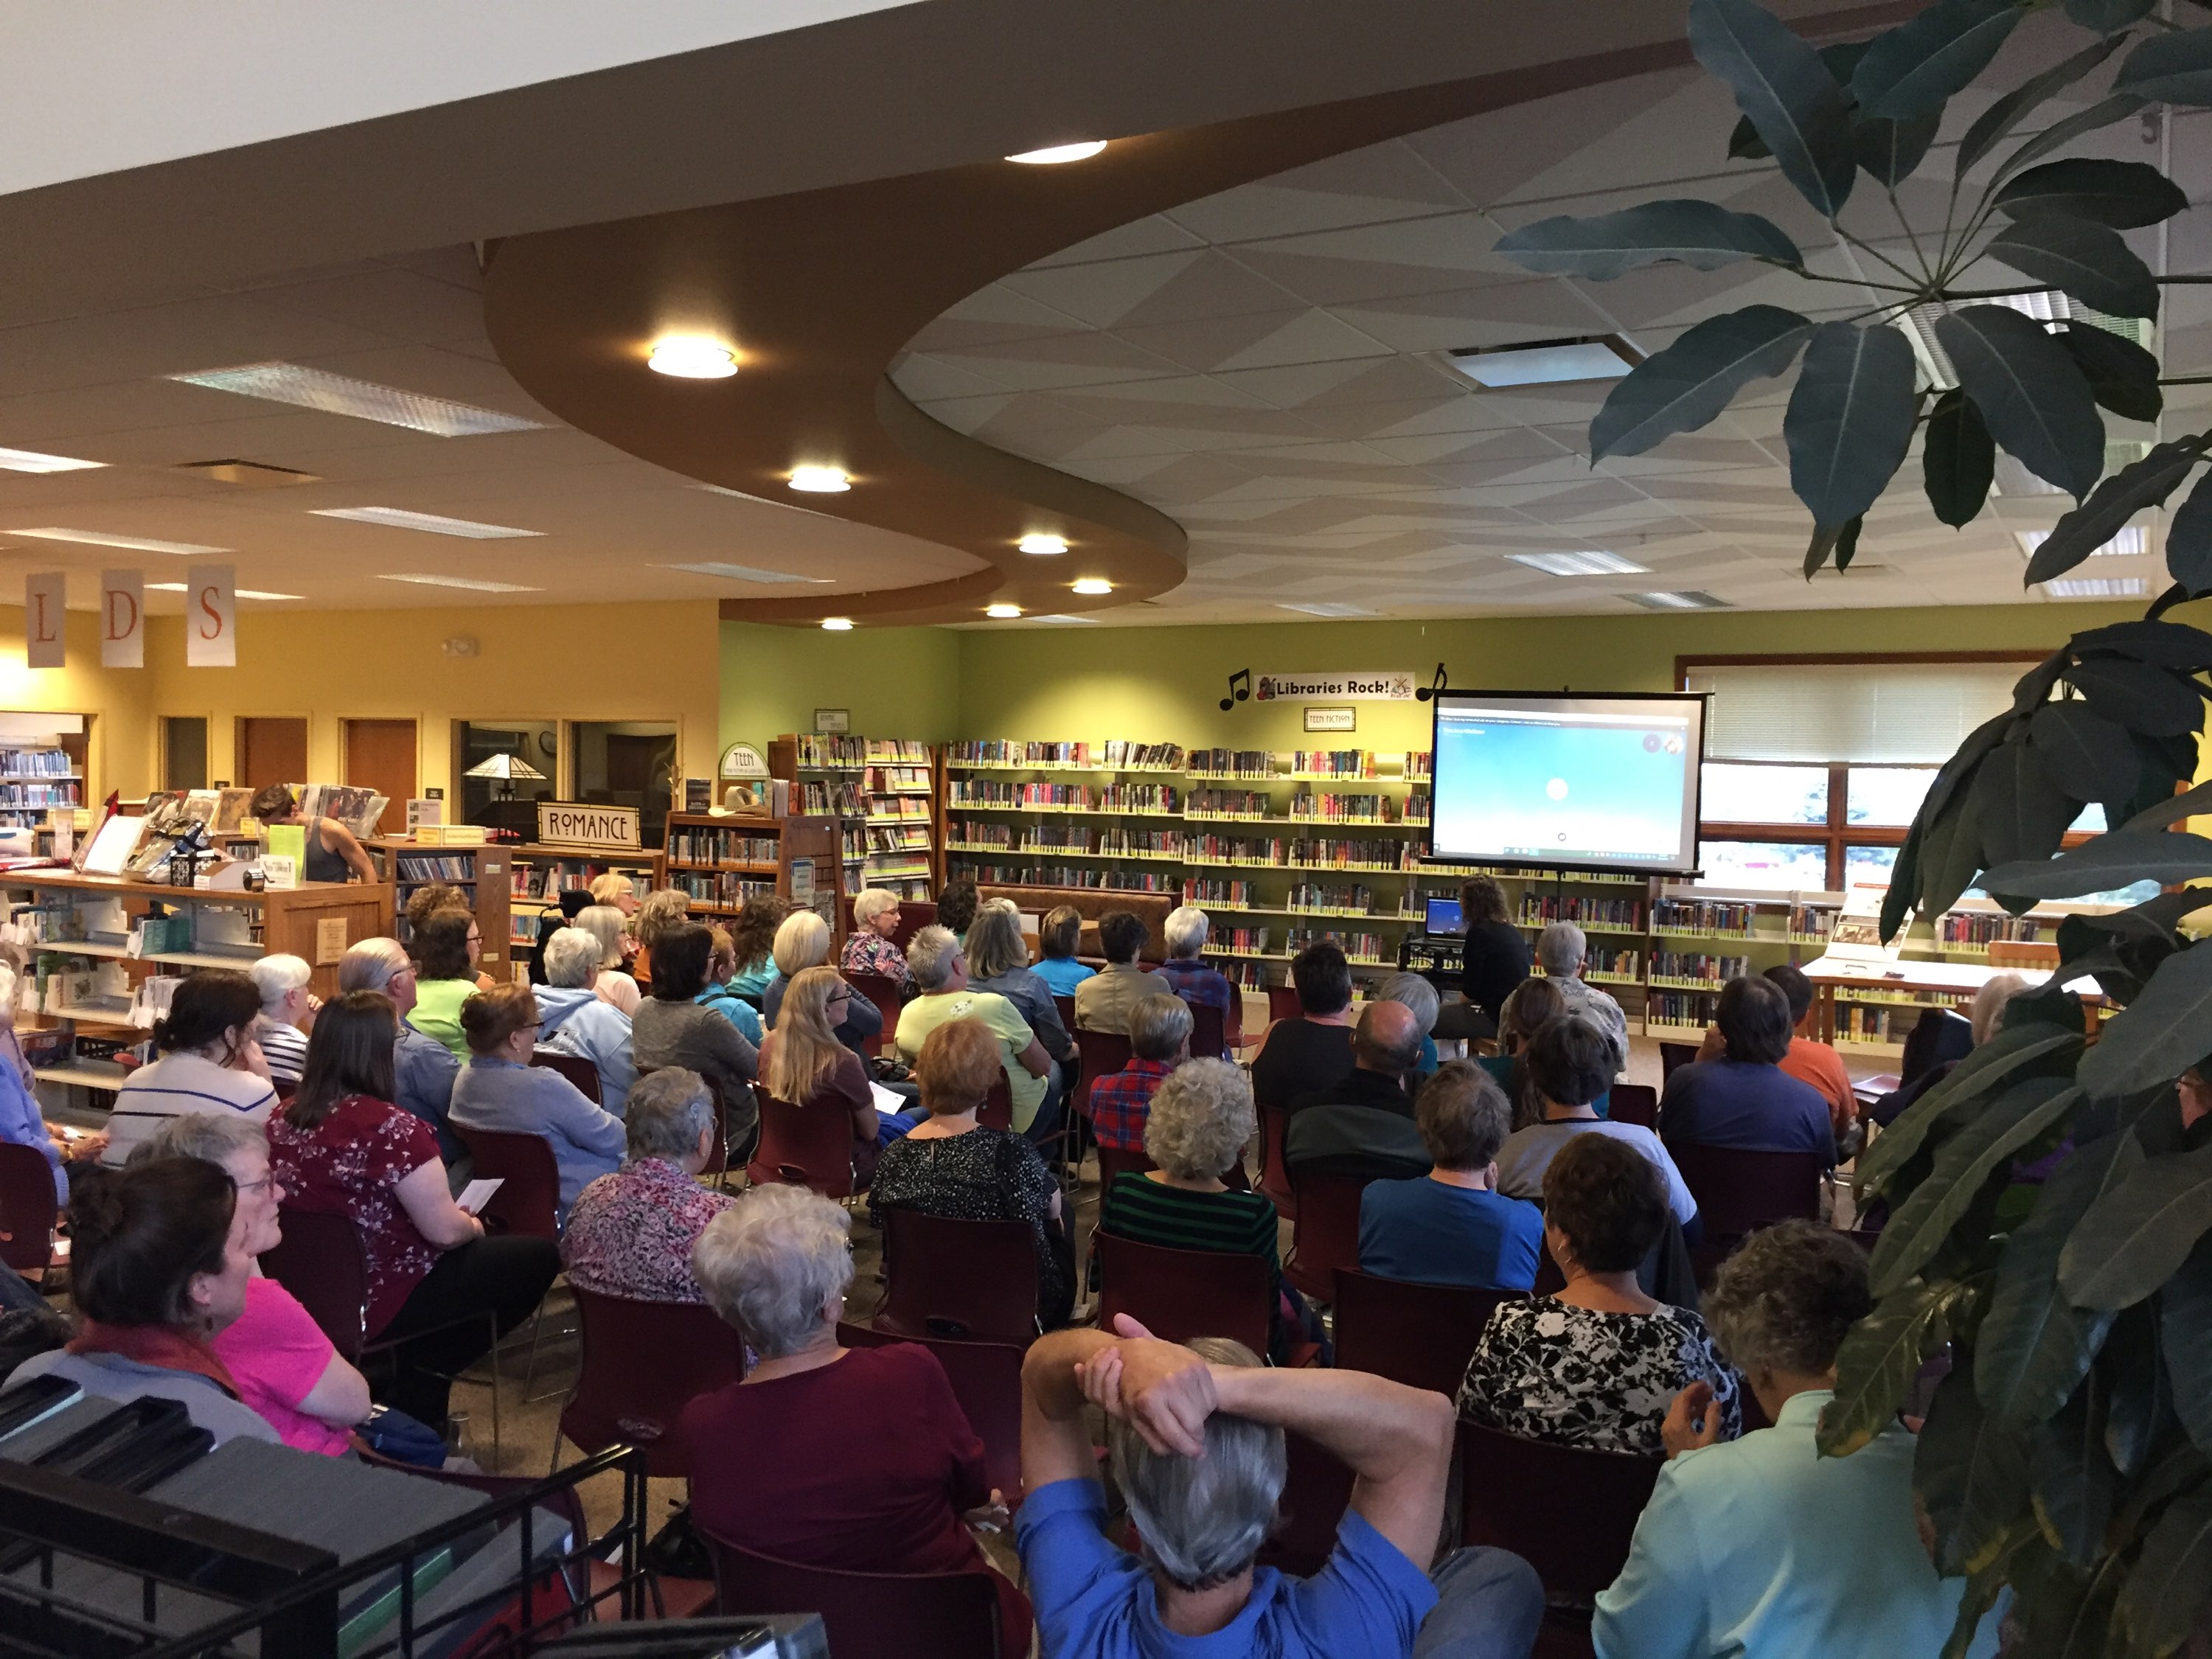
1434, 704, 1691, 866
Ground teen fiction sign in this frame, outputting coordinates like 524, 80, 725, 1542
1254, 670, 1416, 702
537, 801, 642, 850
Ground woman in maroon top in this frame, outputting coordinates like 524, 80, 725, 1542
267, 991, 561, 1430
679, 1183, 1028, 1655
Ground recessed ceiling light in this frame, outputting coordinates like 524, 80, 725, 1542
985, 603, 1023, 619
1018, 533, 1068, 556
661, 561, 830, 584
145, 582, 302, 600
2016, 526, 2148, 560
1029, 613, 1100, 625
6, 526, 229, 554
821, 616, 855, 631
1507, 549, 1652, 577
2046, 577, 2149, 598
789, 466, 852, 494
647, 337, 740, 379
1276, 602, 1377, 618
378, 574, 544, 594
1071, 577, 1113, 596
0, 447, 102, 474
310, 507, 542, 539
1447, 335, 1639, 389
1624, 590, 1731, 611
167, 363, 544, 436
1006, 142, 1107, 164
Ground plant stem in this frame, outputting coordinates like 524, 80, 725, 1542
1887, 186, 1936, 285
1834, 225, 1932, 290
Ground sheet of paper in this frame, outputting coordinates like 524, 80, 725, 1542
455, 1178, 504, 1215
870, 1082, 908, 1116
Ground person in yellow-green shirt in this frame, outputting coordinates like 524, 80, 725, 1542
894, 925, 1060, 1143
406, 910, 480, 1062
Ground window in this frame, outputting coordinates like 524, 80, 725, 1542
1843, 844, 1902, 887
571, 721, 678, 842
456, 721, 555, 834
162, 716, 207, 790
1698, 840, 1832, 890
1700, 763, 1827, 825
1845, 768, 1936, 827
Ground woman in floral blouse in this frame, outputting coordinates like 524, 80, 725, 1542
1458, 1130, 1739, 1456
560, 1068, 735, 1303
840, 888, 913, 988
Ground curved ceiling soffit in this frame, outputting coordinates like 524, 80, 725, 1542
481, 4, 1915, 627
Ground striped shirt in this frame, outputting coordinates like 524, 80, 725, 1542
1098, 1172, 1279, 1269
102, 1052, 279, 1167
254, 1015, 310, 1085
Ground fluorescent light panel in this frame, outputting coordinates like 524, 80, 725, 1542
0, 447, 102, 474
378, 574, 543, 594
1507, 549, 1651, 577
6, 526, 229, 554
661, 562, 830, 585
2046, 577, 2148, 598
310, 507, 541, 539
1027, 613, 1099, 625
168, 363, 544, 436
1624, 590, 1730, 611
1447, 336, 1635, 389
1276, 602, 1377, 618
2015, 526, 2148, 560
145, 582, 302, 600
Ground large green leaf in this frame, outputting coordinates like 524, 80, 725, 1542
1689, 0, 1857, 217
1858, 1023, 2084, 1200
2031, 701, 2142, 805
1588, 305, 1812, 462
2073, 619, 2212, 675
1988, 215, 2159, 321
2017, 1549, 2122, 1659
2062, 323, 2165, 424
2115, 24, 2212, 105
2026, 441, 2208, 586
1871, 1078, 2080, 1298
2115, 1484, 2212, 1656
2166, 467, 2212, 596
1924, 793, 1991, 919
2060, 1137, 2212, 1309
1981, 829, 2212, 902
2032, 1382, 2117, 1566
2164, 1234, 2212, 1454
2066, 0, 2157, 27
1955, 35, 2129, 177
1855, 111, 1942, 186
1924, 389, 1995, 528
1994, 159, 2191, 230
2063, 658, 2208, 738
1820, 1278, 1966, 1455
2104, 1304, 2172, 1477
1727, 41, 1871, 160
1993, 93, 2149, 187
1943, 1520, 2037, 1658
1494, 200, 1804, 281
1851, 0, 2021, 120
1936, 305, 2106, 501
1916, 1366, 2035, 1576
1969, 740, 2081, 871
1782, 322, 1918, 527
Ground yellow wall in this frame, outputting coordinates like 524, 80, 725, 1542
0, 606, 159, 801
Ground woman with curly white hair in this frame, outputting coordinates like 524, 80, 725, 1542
678, 1183, 1032, 1656
839, 887, 912, 989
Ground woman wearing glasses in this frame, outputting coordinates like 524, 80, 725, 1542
448, 982, 625, 1224
759, 966, 917, 1190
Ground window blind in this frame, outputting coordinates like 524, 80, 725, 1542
1683, 662, 2025, 764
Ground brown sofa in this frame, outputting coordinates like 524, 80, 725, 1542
978, 885, 1173, 964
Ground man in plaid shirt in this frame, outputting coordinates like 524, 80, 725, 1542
1088, 994, 1192, 1152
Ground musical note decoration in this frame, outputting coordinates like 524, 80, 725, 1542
1413, 663, 1448, 703
1220, 668, 1252, 712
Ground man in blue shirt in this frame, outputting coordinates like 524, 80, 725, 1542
1358, 1062, 1540, 1290
1017, 1314, 1542, 1658
1658, 976, 1833, 1164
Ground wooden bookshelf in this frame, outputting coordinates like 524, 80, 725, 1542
367, 838, 513, 978
655, 813, 841, 924
502, 844, 658, 957
771, 734, 941, 904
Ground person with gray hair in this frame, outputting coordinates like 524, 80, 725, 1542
1155, 904, 1243, 1048
532, 925, 638, 1118
679, 1183, 1034, 1656
558, 1068, 734, 1304
758, 909, 832, 1029
1358, 1061, 1541, 1291
338, 936, 463, 1166
1377, 971, 1442, 1075
893, 924, 1059, 1141
1018, 1314, 1543, 1659
1284, 1000, 1430, 1184
248, 953, 316, 1084
839, 887, 913, 987
1528, 922, 1629, 1077
1969, 970, 2028, 1046
1088, 992, 1192, 1152
1594, 1219, 1997, 1658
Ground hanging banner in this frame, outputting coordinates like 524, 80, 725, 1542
100, 569, 143, 668
24, 573, 65, 669
1253, 669, 1416, 702
185, 564, 236, 667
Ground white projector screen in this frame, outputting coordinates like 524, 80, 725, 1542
1428, 691, 1708, 877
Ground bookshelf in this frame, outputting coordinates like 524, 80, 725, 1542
655, 813, 841, 925
503, 844, 659, 958
943, 740, 1189, 903
367, 838, 513, 979
0, 714, 88, 835
771, 735, 941, 902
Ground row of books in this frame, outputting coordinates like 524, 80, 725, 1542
0, 782, 80, 807
1583, 948, 1641, 978
1187, 749, 1276, 779
791, 735, 932, 768
1184, 879, 1256, 907
1520, 895, 1644, 929
947, 740, 1186, 770
1786, 905, 1834, 939
1652, 899, 1759, 936
664, 873, 780, 908
946, 782, 1181, 812
396, 855, 480, 883
1935, 912, 2045, 945
798, 781, 866, 816
1646, 990, 1721, 1026
0, 748, 74, 776
1187, 835, 1417, 869
1284, 883, 1381, 914
1187, 789, 1273, 818
1284, 927, 1391, 963
1287, 792, 1427, 824
1649, 951, 1754, 984
866, 765, 932, 794
665, 830, 782, 866
1213, 925, 1273, 953
945, 859, 1180, 893
866, 825, 931, 852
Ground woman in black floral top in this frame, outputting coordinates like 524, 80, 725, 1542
1458, 1130, 1739, 1455
867, 1015, 1071, 1326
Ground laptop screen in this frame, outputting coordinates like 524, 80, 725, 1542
1425, 897, 1465, 936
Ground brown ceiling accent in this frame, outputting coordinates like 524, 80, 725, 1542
481, 1, 1919, 627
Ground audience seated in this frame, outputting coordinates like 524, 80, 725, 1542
1659, 978, 1834, 1163
1017, 1316, 1543, 1659
1089, 993, 1190, 1152
271, 990, 560, 1430
338, 938, 463, 1167
535, 926, 639, 1117
1283, 1001, 1428, 1183
1031, 903, 1095, 998
1457, 874, 1531, 1026
1495, 1017, 1697, 1231
869, 1017, 1072, 1328
1696, 964, 1852, 1136
698, 925, 766, 1044
1521, 923, 1629, 1078
1153, 905, 1242, 1046
0, 941, 102, 1197
405, 908, 482, 1062
633, 922, 762, 1152
1459, 1133, 1738, 1456
6, 1159, 276, 1444
572, 902, 637, 976
450, 981, 625, 1222
133, 1114, 372, 1456
758, 911, 833, 1032
247, 782, 380, 884
589, 871, 640, 916
1477, 975, 1603, 1126
681, 1183, 1032, 1656
935, 877, 980, 944
1358, 1063, 1540, 1291
841, 886, 915, 987
630, 888, 692, 987
894, 925, 1057, 1141
1594, 1222, 1997, 1658
1377, 973, 1441, 1077
248, 953, 316, 1085
103, 969, 278, 1166
594, 967, 642, 1018
761, 966, 918, 1186
1869, 975, 2017, 1128
560, 1068, 736, 1303
1248, 940, 1357, 1110
967, 897, 1079, 1088
1074, 910, 1172, 1037
723, 892, 791, 999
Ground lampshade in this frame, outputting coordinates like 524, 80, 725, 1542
464, 753, 546, 781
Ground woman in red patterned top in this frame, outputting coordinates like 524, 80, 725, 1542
840, 888, 913, 988
560, 1068, 736, 1303
268, 990, 561, 1431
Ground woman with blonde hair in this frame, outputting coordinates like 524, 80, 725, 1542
571, 904, 635, 975
588, 872, 639, 916
759, 910, 831, 1030
759, 966, 915, 1188
631, 888, 692, 987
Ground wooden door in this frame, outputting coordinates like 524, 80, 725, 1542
236, 717, 307, 792
344, 719, 417, 833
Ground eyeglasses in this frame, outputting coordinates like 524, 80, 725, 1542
234, 1175, 279, 1197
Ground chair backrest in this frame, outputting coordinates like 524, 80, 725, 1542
1458, 1422, 1661, 1607
875, 1208, 1040, 1345
258, 1206, 372, 1358
1094, 1231, 1270, 1354
1265, 984, 1303, 1027
1332, 1270, 1513, 1397
747, 1091, 855, 1200
1095, 1144, 1157, 1191
0, 1142, 59, 1278
531, 1048, 602, 1104
560, 1287, 748, 1478
1051, 995, 1076, 1036
1256, 1104, 1295, 1217
1284, 1172, 1369, 1301
1188, 1001, 1225, 1060
845, 973, 906, 1056
1658, 1041, 1700, 1082
838, 1322, 1025, 1498
979, 1075, 1012, 1133
1669, 1144, 1826, 1239
1607, 1082, 1658, 1130
1072, 1029, 1132, 1121
702, 1529, 1001, 1659
1258, 1431, 1355, 1579
451, 1124, 563, 1239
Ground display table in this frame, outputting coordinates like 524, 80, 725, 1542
1798, 951, 2105, 1045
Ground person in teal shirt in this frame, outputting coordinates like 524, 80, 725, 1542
1030, 904, 1096, 998
1594, 1220, 2000, 1659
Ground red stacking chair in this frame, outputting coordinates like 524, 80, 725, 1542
452, 1124, 563, 1239
1658, 1042, 1700, 1082
874, 1209, 1040, 1345
1284, 1172, 1368, 1301
1188, 1001, 1226, 1060
1073, 1029, 1132, 1121
1095, 1232, 1270, 1355
1257, 1432, 1355, 1579
702, 1530, 1004, 1659
980, 1075, 1013, 1133
1052, 995, 1077, 1034
531, 1048, 603, 1104
1332, 1270, 1514, 1397
1266, 984, 1303, 1026
1607, 1082, 1658, 1130
556, 1287, 748, 1478
1094, 1144, 1156, 1191
845, 973, 906, 1056
0, 1141, 60, 1287
838, 1322, 1026, 1500
1669, 1145, 1825, 1239
748, 1092, 856, 1199
1256, 1105, 1297, 1220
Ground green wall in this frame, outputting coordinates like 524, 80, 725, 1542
720, 619, 961, 751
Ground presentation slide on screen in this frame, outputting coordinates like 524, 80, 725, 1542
1430, 695, 1703, 874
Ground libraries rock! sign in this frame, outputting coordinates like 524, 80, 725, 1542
1255, 670, 1416, 702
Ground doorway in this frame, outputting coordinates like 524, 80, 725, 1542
343, 719, 417, 834
163, 717, 209, 790
571, 721, 678, 841
236, 717, 307, 792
